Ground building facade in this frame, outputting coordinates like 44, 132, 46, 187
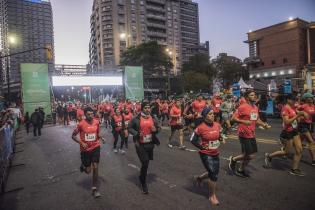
0, 0, 54, 95
245, 18, 314, 90
89, 0, 207, 75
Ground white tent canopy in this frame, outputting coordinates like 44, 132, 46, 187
238, 77, 252, 89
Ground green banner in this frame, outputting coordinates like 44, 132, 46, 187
21, 63, 51, 115
124, 66, 144, 100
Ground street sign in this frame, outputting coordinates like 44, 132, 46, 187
284, 79, 292, 94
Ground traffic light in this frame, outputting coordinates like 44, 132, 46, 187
45, 44, 53, 61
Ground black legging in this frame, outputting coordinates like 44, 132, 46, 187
135, 143, 154, 184
113, 131, 127, 149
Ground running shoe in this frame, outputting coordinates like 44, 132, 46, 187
167, 144, 173, 148
119, 149, 126, 154
139, 178, 149, 194
113, 149, 118, 153
312, 160, 315, 166
264, 153, 272, 168
79, 164, 85, 173
221, 134, 228, 140
289, 169, 305, 176
228, 156, 236, 172
179, 145, 186, 150
258, 126, 265, 130
92, 188, 101, 198
235, 169, 250, 178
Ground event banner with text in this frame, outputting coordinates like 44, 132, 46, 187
21, 63, 51, 115
124, 66, 144, 101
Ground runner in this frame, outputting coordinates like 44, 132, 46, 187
220, 95, 234, 139
211, 93, 223, 123
190, 107, 225, 206
103, 101, 112, 129
168, 98, 185, 149
297, 93, 315, 165
192, 94, 206, 128
71, 106, 102, 198
128, 101, 160, 194
122, 107, 133, 150
229, 90, 271, 178
264, 94, 307, 175
161, 100, 169, 126
111, 107, 126, 154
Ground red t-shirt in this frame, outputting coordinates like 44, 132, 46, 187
298, 104, 315, 124
281, 105, 297, 132
192, 100, 206, 114
195, 122, 221, 156
212, 98, 222, 113
170, 105, 182, 126
139, 116, 154, 144
161, 103, 169, 113
236, 103, 259, 138
77, 108, 84, 120
104, 104, 112, 113
73, 119, 100, 152
123, 112, 133, 127
125, 103, 133, 113
113, 114, 123, 132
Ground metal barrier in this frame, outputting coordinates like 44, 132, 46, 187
0, 119, 18, 194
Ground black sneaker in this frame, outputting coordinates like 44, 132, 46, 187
141, 182, 149, 194
228, 156, 236, 172
264, 153, 272, 168
289, 169, 305, 176
235, 169, 250, 178
80, 164, 85, 173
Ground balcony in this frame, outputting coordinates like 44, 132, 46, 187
146, 5, 164, 12
147, 21, 166, 29
147, 14, 166, 21
147, 0, 165, 5
147, 30, 167, 38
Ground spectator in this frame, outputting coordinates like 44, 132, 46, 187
30, 109, 41, 136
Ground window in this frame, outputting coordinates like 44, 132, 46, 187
271, 60, 276, 65
283, 58, 288, 63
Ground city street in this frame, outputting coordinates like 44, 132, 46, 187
0, 119, 314, 210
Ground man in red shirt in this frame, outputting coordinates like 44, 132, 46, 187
229, 90, 270, 178
211, 94, 223, 122
168, 99, 185, 149
72, 107, 102, 197
192, 94, 206, 128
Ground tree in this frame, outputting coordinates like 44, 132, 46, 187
120, 41, 173, 76
212, 55, 246, 88
182, 71, 210, 92
182, 53, 216, 80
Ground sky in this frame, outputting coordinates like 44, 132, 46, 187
51, 0, 315, 65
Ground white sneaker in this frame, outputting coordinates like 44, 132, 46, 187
258, 126, 265, 130
113, 149, 118, 153
221, 134, 228, 140
119, 149, 126, 154
168, 144, 173, 148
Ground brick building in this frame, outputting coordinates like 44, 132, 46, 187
244, 18, 314, 90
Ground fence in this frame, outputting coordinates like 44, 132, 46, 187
0, 118, 18, 193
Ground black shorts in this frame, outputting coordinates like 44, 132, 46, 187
199, 153, 220, 182
280, 129, 299, 141
184, 118, 193, 126
239, 137, 257, 155
80, 147, 100, 167
171, 125, 183, 132
135, 143, 154, 162
103, 112, 110, 119
298, 123, 313, 134
214, 112, 222, 121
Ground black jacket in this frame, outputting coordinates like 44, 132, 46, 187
128, 113, 160, 145
30, 111, 41, 125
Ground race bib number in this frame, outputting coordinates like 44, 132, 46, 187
85, 133, 96, 142
208, 140, 220, 150
143, 134, 152, 143
250, 112, 258, 121
292, 120, 298, 129
125, 121, 129, 126
215, 104, 220, 108
117, 122, 122, 127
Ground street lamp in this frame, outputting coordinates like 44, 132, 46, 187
6, 35, 17, 103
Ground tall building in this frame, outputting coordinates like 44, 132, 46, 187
89, 0, 206, 75
0, 0, 54, 95
244, 18, 315, 90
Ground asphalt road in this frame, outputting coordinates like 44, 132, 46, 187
1, 118, 314, 210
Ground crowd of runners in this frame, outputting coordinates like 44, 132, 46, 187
62, 90, 315, 205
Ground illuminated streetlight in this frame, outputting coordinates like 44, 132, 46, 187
8, 35, 16, 44
288, 17, 294, 21
166, 48, 169, 52
120, 33, 126, 40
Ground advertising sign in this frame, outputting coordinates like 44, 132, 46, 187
124, 66, 144, 100
21, 63, 51, 115
284, 79, 292, 94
